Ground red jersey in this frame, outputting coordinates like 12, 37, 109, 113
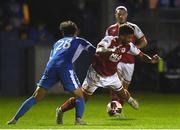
92, 36, 141, 76
105, 22, 144, 63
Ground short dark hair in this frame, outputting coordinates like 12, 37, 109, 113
59, 20, 78, 36
119, 24, 134, 36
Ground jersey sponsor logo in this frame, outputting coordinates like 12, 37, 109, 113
109, 53, 122, 62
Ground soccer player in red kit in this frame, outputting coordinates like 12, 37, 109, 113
55, 24, 160, 124
106, 6, 148, 107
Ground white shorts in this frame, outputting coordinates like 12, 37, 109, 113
117, 62, 135, 83
82, 66, 123, 95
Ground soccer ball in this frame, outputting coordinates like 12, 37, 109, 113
106, 101, 122, 116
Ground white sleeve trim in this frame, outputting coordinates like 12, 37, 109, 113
97, 36, 114, 49
127, 22, 144, 39
127, 42, 141, 55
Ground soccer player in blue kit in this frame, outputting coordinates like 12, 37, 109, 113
7, 20, 96, 125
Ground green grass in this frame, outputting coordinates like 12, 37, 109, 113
0, 92, 180, 129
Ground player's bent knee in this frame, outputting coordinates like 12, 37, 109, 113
32, 87, 47, 102
69, 97, 76, 104
73, 88, 84, 98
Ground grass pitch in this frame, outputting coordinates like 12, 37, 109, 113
0, 92, 180, 129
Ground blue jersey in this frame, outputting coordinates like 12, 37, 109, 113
38, 36, 95, 91
46, 37, 94, 68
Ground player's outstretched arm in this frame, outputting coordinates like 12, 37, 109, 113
96, 44, 116, 53
137, 52, 161, 64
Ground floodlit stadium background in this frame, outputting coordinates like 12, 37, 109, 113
0, 0, 180, 96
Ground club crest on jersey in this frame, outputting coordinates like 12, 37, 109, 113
121, 47, 126, 53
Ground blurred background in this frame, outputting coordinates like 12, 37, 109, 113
0, 0, 180, 97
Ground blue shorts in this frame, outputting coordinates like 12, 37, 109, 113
37, 67, 81, 92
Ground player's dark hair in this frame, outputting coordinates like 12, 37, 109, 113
119, 24, 134, 36
59, 21, 78, 36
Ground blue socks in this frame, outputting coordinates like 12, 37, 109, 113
14, 96, 37, 120
13, 96, 84, 120
75, 97, 85, 118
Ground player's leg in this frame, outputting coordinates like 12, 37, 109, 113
72, 88, 87, 125
56, 67, 98, 124
109, 83, 130, 105
110, 63, 134, 106
57, 90, 89, 113
108, 72, 138, 110
118, 79, 131, 105
115, 88, 139, 110
109, 62, 124, 103
7, 67, 58, 125
118, 63, 134, 105
73, 78, 98, 125
7, 87, 47, 125
56, 97, 75, 124
57, 97, 76, 113
56, 91, 90, 124
110, 90, 121, 103
56, 91, 89, 113
56, 69, 87, 125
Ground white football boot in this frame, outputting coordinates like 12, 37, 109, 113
127, 97, 139, 110
7, 118, 17, 125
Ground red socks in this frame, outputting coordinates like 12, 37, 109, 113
110, 90, 124, 106
60, 97, 76, 112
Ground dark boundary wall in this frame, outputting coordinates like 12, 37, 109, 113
0, 31, 66, 97
0, 31, 29, 96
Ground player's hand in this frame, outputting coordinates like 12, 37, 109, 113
114, 46, 122, 54
151, 54, 161, 64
